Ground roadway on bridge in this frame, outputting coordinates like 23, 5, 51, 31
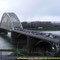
13, 29, 60, 44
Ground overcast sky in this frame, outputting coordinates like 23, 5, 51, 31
0, 0, 60, 22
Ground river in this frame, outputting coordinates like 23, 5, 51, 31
0, 33, 13, 56
40, 31, 60, 36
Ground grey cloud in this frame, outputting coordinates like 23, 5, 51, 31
0, 0, 60, 22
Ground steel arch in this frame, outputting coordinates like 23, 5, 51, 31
0, 12, 23, 31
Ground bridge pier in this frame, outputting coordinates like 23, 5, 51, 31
27, 36, 34, 52
26, 37, 42, 53
11, 31, 27, 48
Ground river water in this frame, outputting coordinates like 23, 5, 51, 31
0, 31, 60, 56
0, 33, 13, 56
40, 31, 60, 36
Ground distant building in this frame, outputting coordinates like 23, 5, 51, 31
38, 27, 43, 29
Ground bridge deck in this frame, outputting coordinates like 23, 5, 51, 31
0, 26, 60, 44
12, 29, 60, 44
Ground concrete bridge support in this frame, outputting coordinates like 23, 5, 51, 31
26, 37, 42, 52
11, 31, 27, 48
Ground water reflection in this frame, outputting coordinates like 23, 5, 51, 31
0, 51, 13, 55
0, 37, 13, 49
0, 33, 13, 56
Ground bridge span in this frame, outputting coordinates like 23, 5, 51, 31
0, 12, 60, 56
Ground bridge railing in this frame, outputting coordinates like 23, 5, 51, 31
13, 27, 60, 40
20, 29, 60, 39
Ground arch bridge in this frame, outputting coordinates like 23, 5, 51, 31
0, 12, 60, 56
